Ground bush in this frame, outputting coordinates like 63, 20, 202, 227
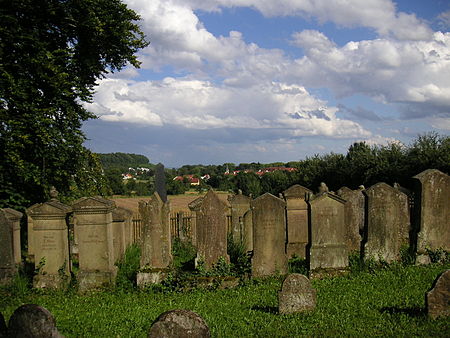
115, 244, 141, 291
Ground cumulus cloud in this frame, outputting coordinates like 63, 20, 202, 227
181, 0, 432, 40
291, 31, 450, 118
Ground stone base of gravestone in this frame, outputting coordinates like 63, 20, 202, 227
7, 304, 63, 338
309, 268, 349, 280
426, 270, 450, 319
278, 274, 316, 315
310, 244, 349, 271
0, 268, 16, 286
77, 270, 117, 293
415, 254, 431, 265
137, 269, 170, 288
33, 274, 70, 290
148, 309, 210, 338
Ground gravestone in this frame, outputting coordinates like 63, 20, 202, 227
3, 208, 22, 265
155, 163, 168, 203
278, 274, 317, 314
228, 190, 251, 245
283, 185, 312, 259
364, 183, 410, 263
426, 270, 450, 319
251, 193, 287, 277
112, 207, 132, 263
72, 196, 117, 291
413, 170, 450, 261
242, 209, 253, 252
27, 199, 71, 289
0, 210, 16, 285
27, 215, 35, 262
7, 304, 63, 338
190, 190, 229, 269
137, 192, 172, 287
337, 186, 364, 253
148, 309, 210, 338
309, 192, 348, 274
188, 196, 204, 247
112, 207, 134, 250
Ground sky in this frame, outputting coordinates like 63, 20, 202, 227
82, 0, 450, 168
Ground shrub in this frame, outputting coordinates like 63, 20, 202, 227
115, 244, 141, 291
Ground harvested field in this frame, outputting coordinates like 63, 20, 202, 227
112, 191, 231, 214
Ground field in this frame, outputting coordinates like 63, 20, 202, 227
1, 264, 449, 337
112, 191, 231, 214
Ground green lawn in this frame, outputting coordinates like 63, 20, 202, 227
1, 264, 449, 337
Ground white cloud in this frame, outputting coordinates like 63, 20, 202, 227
179, 0, 432, 40
291, 31, 450, 117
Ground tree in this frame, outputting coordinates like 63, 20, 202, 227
233, 172, 262, 197
0, 0, 148, 208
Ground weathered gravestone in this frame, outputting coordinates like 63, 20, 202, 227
112, 207, 134, 252
426, 270, 450, 319
251, 193, 288, 277
337, 186, 364, 253
413, 170, 450, 262
189, 190, 229, 269
364, 183, 410, 263
278, 273, 317, 314
309, 191, 348, 275
27, 200, 71, 289
283, 185, 312, 259
228, 190, 251, 245
3, 208, 22, 265
0, 210, 16, 285
7, 304, 63, 338
72, 196, 117, 291
137, 192, 172, 287
148, 309, 210, 338
242, 209, 253, 252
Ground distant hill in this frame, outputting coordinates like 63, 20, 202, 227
97, 152, 150, 170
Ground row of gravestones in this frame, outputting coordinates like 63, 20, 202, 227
1, 270, 448, 337
0, 195, 135, 292
0, 168, 448, 289
219, 168, 449, 277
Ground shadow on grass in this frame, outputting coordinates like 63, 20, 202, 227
380, 306, 426, 317
251, 305, 278, 314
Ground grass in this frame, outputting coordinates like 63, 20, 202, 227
1, 263, 449, 337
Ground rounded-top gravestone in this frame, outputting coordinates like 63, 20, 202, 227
7, 304, 63, 338
278, 273, 317, 314
148, 309, 210, 338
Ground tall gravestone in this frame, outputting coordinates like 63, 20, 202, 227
337, 186, 364, 253
137, 192, 172, 286
413, 170, 450, 261
27, 199, 71, 289
364, 183, 410, 263
228, 190, 251, 245
72, 196, 117, 291
190, 190, 229, 269
2, 208, 22, 266
251, 193, 287, 277
155, 163, 167, 203
242, 209, 253, 252
309, 192, 348, 275
0, 210, 16, 285
283, 185, 312, 259
111, 207, 129, 263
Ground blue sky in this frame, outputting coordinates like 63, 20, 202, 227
83, 0, 450, 168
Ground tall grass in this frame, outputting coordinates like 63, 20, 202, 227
1, 263, 448, 337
